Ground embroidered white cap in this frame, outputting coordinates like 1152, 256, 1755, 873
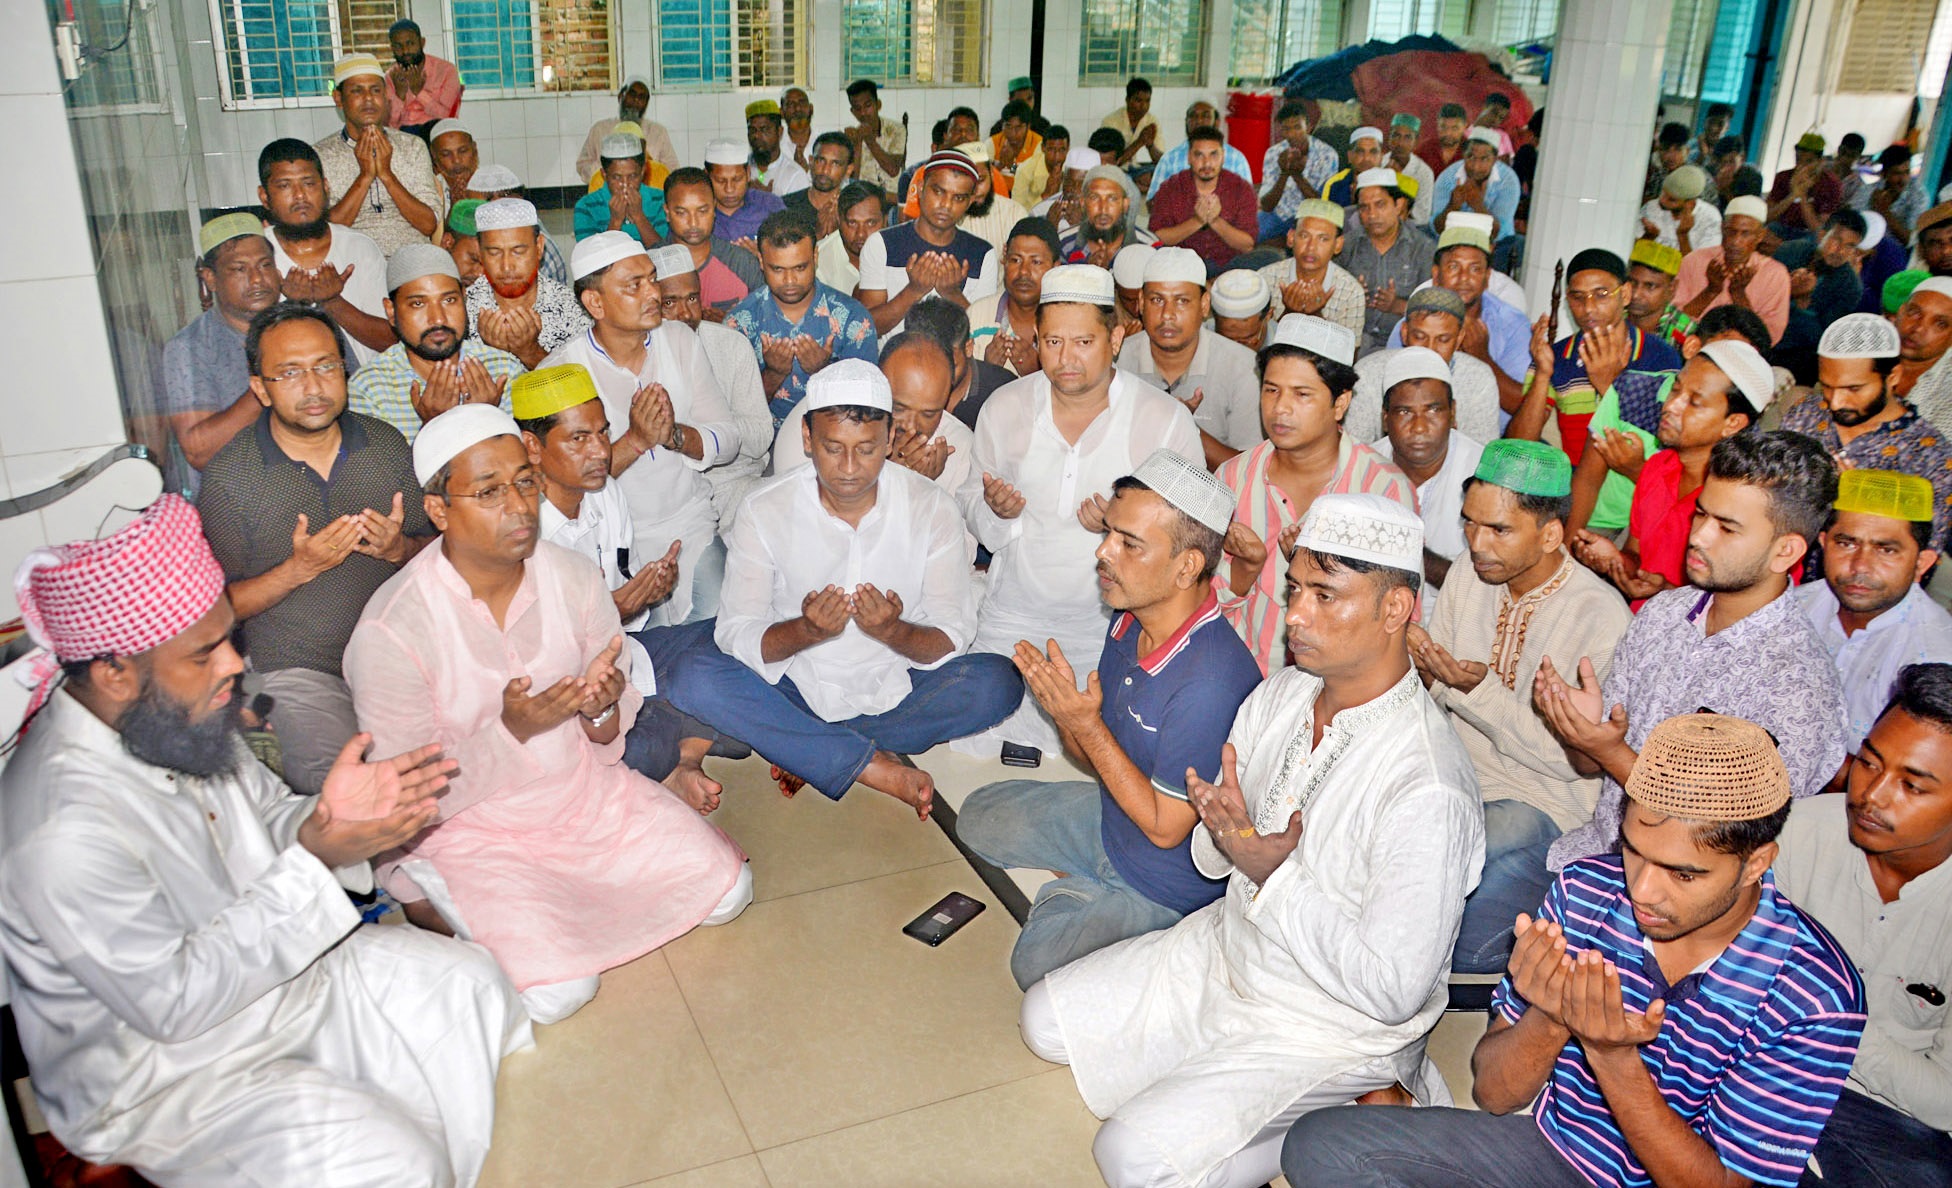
647, 243, 695, 279
1210, 269, 1272, 319
1349, 125, 1384, 145
1112, 244, 1156, 289
1268, 314, 1357, 366
704, 138, 748, 166
414, 404, 523, 487
1381, 345, 1452, 392
1817, 312, 1902, 360
1142, 246, 1207, 288
1724, 195, 1769, 225
1040, 263, 1117, 305
474, 197, 539, 231
467, 164, 521, 193
801, 358, 892, 413
1698, 339, 1777, 412
1466, 126, 1501, 147
1355, 166, 1401, 192
1291, 492, 1424, 572
429, 119, 471, 143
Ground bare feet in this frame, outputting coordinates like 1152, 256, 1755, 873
666, 761, 722, 814
860, 751, 935, 819
1356, 1082, 1415, 1107
770, 764, 807, 797
402, 898, 455, 936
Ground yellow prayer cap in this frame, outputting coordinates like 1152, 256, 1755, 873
1835, 469, 1935, 523
333, 53, 386, 87
745, 99, 781, 121
612, 121, 645, 139
510, 364, 601, 422
1630, 238, 1683, 277
199, 211, 263, 258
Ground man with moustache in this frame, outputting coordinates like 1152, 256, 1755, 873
1119, 246, 1264, 467
1346, 287, 1499, 444
1893, 275, 1952, 433
971, 216, 1061, 377
1385, 113, 1435, 225
313, 54, 441, 258
727, 211, 879, 423
1339, 166, 1435, 355
1257, 100, 1339, 239
843, 78, 908, 200
0, 495, 529, 1187
256, 139, 394, 366
1144, 99, 1254, 200
1385, 215, 1532, 413
744, 99, 809, 196
1060, 164, 1155, 266
905, 296, 1017, 432
464, 198, 592, 369
1673, 195, 1791, 344
163, 214, 283, 490
572, 132, 668, 246
1624, 238, 1695, 350
1798, 471, 1952, 751
199, 301, 433, 795
704, 137, 787, 248
780, 87, 816, 172
1258, 198, 1365, 340
859, 150, 999, 336
381, 19, 460, 139
1373, 346, 1483, 588
784, 132, 856, 239
1775, 662, 1952, 1184
350, 244, 524, 442
1150, 127, 1258, 274
660, 168, 766, 314
816, 180, 885, 295
576, 79, 678, 181
427, 118, 481, 204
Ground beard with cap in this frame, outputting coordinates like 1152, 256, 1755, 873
117, 670, 247, 780
1081, 215, 1131, 246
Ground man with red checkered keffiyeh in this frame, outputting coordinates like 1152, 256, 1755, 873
0, 494, 531, 1188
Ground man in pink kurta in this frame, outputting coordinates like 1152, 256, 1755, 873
1670, 197, 1790, 344
344, 405, 749, 1025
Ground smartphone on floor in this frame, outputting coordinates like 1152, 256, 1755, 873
903, 892, 986, 946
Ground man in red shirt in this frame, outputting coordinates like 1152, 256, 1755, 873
1768, 132, 1844, 243
1570, 339, 1773, 607
1148, 127, 1257, 276
384, 20, 461, 139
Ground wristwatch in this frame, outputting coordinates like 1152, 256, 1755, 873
665, 422, 685, 453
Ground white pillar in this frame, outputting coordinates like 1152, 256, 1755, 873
1520, 0, 1674, 318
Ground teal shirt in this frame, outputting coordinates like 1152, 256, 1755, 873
573, 184, 668, 244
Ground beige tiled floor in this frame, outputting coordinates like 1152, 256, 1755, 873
475, 746, 1486, 1188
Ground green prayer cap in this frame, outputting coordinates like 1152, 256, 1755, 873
1007, 76, 1033, 93
198, 211, 263, 258
1884, 269, 1930, 315
1474, 438, 1571, 498
1404, 286, 1467, 322
447, 198, 484, 237
1391, 113, 1422, 132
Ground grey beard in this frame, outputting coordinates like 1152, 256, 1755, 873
119, 679, 245, 779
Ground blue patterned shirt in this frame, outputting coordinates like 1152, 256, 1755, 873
724, 281, 880, 424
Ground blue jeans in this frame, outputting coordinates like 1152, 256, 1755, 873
1802, 1088, 1952, 1186
956, 779, 1184, 990
1283, 1104, 1586, 1187
656, 622, 1022, 798
621, 620, 729, 780
1452, 799, 1563, 974
1258, 210, 1293, 242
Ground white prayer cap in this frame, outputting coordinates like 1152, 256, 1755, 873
1292, 492, 1424, 573
1142, 247, 1207, 288
704, 138, 748, 166
1355, 166, 1400, 192
801, 358, 892, 413
1131, 448, 1236, 535
429, 118, 471, 142
647, 243, 695, 279
1210, 269, 1271, 318
954, 139, 993, 166
1915, 276, 1952, 303
1859, 210, 1887, 251
332, 53, 384, 86
1698, 339, 1777, 413
474, 197, 539, 232
1724, 195, 1769, 225
1466, 126, 1501, 147
1818, 312, 1902, 360
413, 404, 522, 487
467, 163, 521, 193
570, 230, 646, 281
1041, 263, 1116, 305
600, 132, 645, 160
1349, 125, 1383, 145
1269, 314, 1357, 366
1065, 145, 1101, 172
1382, 345, 1452, 392
385, 243, 461, 293
1112, 244, 1155, 289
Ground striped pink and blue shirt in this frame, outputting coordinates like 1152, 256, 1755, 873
1493, 856, 1865, 1188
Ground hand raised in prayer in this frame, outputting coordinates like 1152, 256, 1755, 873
1561, 949, 1665, 1055
1190, 743, 1301, 886
1640, 217, 1662, 241
933, 254, 971, 296
1459, 313, 1492, 363
792, 333, 834, 375
627, 382, 677, 453
733, 236, 760, 258
1674, 203, 1695, 235
1702, 255, 1729, 298
1180, 386, 1205, 414
982, 330, 1015, 368
1589, 429, 1646, 479
1568, 527, 1624, 575
356, 127, 386, 179
759, 332, 799, 377
614, 540, 680, 621
982, 472, 1026, 519
1222, 521, 1267, 572
1281, 277, 1329, 316
1613, 567, 1669, 601
1788, 266, 1818, 300
459, 356, 506, 405
1578, 321, 1631, 398
477, 304, 537, 356
800, 584, 852, 641
501, 673, 589, 743
291, 512, 363, 581
1136, 122, 1158, 148
579, 636, 627, 720
850, 583, 906, 642
351, 492, 411, 564
1407, 623, 1487, 693
1529, 313, 1556, 378
372, 127, 394, 179
1194, 192, 1224, 226
1534, 655, 1629, 759
1277, 519, 1305, 561
1012, 638, 1101, 736
701, 305, 729, 325
1367, 279, 1398, 312
1508, 912, 1574, 1028
1726, 257, 1755, 301
410, 359, 466, 422
1005, 331, 1041, 375
1077, 493, 1111, 533
298, 735, 452, 867
280, 262, 351, 304
891, 426, 952, 479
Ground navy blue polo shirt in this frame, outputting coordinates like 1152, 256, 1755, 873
1098, 593, 1265, 914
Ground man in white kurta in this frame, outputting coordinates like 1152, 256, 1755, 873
542, 232, 743, 625
969, 263, 1202, 751
1019, 493, 1485, 1188
0, 494, 530, 1188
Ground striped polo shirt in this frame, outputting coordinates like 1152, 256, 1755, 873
1545, 323, 1681, 465
1493, 856, 1865, 1188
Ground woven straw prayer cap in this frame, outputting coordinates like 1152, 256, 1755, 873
1835, 468, 1935, 523
1625, 713, 1791, 822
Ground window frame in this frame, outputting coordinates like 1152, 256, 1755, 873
444, 0, 618, 99
1228, 0, 1344, 86
653, 0, 809, 91
840, 0, 989, 89
1077, 0, 1211, 89
209, 0, 346, 110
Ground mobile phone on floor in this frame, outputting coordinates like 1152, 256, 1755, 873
1000, 741, 1042, 768
903, 892, 986, 946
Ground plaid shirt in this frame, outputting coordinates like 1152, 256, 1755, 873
346, 339, 524, 442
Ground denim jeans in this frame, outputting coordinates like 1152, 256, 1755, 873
1802, 1088, 1952, 1187
620, 620, 731, 781
656, 622, 1022, 798
957, 779, 1185, 990
1282, 1104, 1587, 1188
1452, 798, 1564, 974
1257, 210, 1293, 243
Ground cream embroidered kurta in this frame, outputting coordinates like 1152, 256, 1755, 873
344, 541, 745, 990
543, 322, 742, 624
1045, 666, 1485, 1184
0, 692, 530, 1186
1423, 551, 1632, 829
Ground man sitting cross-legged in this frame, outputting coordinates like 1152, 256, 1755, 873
1, 496, 531, 1187
657, 360, 1023, 818
344, 404, 750, 1025
958, 450, 1263, 990
1285, 713, 1867, 1188
1019, 492, 1485, 1188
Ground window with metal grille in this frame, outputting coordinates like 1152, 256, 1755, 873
211, 0, 341, 105
657, 0, 806, 87
1491, 0, 1556, 43
1229, 0, 1343, 84
1660, 0, 1717, 102
60, 0, 168, 111
1079, 0, 1207, 87
842, 0, 985, 86
335, 0, 402, 54
1839, 0, 1938, 94
1365, 0, 1466, 40
446, 0, 612, 93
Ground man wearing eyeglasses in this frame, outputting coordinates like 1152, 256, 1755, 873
197, 300, 435, 796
